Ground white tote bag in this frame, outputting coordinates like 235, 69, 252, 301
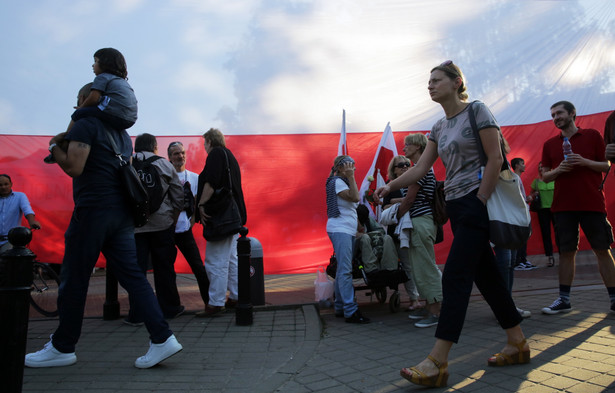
486, 169, 531, 249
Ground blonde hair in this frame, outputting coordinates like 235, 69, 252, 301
431, 61, 468, 102
387, 155, 410, 180
404, 133, 428, 153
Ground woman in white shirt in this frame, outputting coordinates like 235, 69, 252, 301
326, 155, 370, 324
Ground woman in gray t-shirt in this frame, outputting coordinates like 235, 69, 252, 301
375, 61, 529, 388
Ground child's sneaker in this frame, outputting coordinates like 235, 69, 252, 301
43, 153, 57, 164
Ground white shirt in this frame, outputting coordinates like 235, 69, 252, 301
326, 178, 358, 236
175, 169, 199, 233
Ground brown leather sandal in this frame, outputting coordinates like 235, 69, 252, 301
400, 355, 449, 387
488, 339, 531, 366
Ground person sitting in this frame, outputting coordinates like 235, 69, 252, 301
355, 204, 398, 273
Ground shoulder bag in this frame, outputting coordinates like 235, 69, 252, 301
468, 102, 531, 249
104, 129, 150, 227
529, 191, 541, 212
201, 149, 243, 242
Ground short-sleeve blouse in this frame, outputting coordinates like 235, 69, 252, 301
428, 101, 500, 201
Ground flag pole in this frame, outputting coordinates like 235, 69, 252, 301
337, 109, 347, 156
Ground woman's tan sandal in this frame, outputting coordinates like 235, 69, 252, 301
487, 339, 530, 366
400, 355, 449, 388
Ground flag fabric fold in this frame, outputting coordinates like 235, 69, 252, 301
358, 122, 398, 219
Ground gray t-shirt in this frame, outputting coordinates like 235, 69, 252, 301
428, 101, 500, 201
92, 72, 138, 123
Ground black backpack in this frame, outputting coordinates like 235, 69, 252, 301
132, 155, 167, 214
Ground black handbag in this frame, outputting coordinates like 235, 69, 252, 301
529, 193, 541, 212
104, 129, 150, 227
202, 149, 242, 241
431, 180, 448, 226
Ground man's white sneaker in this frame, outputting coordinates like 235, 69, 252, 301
25, 339, 77, 368
134, 334, 182, 369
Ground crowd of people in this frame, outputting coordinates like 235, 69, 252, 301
2, 49, 614, 387
327, 60, 615, 388
1, 48, 246, 370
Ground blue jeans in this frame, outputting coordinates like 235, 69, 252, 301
72, 106, 135, 130
435, 191, 522, 343
52, 205, 172, 353
328, 232, 357, 317
493, 247, 516, 294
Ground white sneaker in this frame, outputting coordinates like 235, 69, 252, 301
516, 307, 531, 318
25, 338, 77, 368
134, 334, 182, 369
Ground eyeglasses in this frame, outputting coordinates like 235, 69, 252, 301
395, 162, 411, 169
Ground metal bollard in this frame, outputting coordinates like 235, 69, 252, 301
103, 267, 120, 320
236, 227, 253, 326
0, 227, 35, 393
248, 237, 265, 306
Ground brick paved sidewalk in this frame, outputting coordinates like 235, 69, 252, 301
21, 250, 615, 392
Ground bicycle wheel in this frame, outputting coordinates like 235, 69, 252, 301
30, 262, 60, 317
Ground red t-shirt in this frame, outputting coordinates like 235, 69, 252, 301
541, 128, 606, 213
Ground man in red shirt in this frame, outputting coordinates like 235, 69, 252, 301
541, 101, 615, 315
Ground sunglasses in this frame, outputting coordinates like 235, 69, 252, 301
435, 60, 460, 78
168, 141, 183, 148
395, 162, 411, 169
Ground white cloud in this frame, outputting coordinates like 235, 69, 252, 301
173, 62, 235, 102
0, 99, 25, 133
111, 0, 144, 13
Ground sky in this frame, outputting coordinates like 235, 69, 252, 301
1, 0, 615, 136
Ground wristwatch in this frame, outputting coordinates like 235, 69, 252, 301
48, 143, 57, 152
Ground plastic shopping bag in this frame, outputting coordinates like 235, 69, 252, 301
314, 267, 334, 305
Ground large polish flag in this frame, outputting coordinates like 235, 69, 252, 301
358, 122, 398, 219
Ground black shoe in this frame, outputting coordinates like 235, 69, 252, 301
164, 305, 185, 319
345, 310, 370, 324
335, 311, 344, 318
123, 318, 144, 327
43, 154, 56, 164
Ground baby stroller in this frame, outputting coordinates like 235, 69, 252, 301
326, 230, 408, 312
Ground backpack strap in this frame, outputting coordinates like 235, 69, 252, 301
144, 155, 163, 165
103, 128, 128, 167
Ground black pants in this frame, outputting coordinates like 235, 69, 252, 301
537, 208, 555, 257
134, 226, 183, 318
436, 191, 522, 343
174, 230, 210, 305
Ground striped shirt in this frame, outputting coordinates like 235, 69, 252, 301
410, 169, 436, 218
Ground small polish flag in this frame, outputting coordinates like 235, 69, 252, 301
358, 122, 398, 219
